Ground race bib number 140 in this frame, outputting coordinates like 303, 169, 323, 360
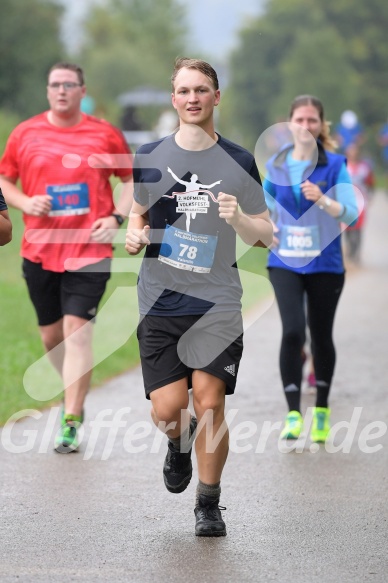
47, 183, 90, 216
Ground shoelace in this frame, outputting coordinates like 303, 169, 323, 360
197, 503, 227, 521
63, 423, 77, 437
168, 445, 191, 471
316, 413, 326, 430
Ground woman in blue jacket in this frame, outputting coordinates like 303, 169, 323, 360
263, 95, 358, 443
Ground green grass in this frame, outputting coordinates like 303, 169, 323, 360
0, 209, 270, 425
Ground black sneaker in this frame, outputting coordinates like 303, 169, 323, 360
163, 416, 197, 494
194, 494, 227, 537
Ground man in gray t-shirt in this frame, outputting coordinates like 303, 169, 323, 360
125, 57, 272, 538
133, 131, 268, 316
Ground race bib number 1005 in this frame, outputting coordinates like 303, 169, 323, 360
279, 225, 321, 257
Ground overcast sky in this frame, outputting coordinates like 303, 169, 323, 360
179, 0, 263, 59
60, 0, 264, 59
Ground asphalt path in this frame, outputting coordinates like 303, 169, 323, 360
1, 191, 387, 583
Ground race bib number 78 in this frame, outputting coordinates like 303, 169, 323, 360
158, 224, 218, 273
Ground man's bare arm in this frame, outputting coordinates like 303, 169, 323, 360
0, 176, 52, 216
218, 192, 273, 247
125, 201, 151, 255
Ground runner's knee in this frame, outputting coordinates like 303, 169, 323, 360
39, 324, 64, 352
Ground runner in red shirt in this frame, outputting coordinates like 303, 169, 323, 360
0, 62, 133, 452
343, 142, 375, 264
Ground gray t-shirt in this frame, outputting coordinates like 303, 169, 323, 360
134, 133, 267, 315
0, 189, 8, 211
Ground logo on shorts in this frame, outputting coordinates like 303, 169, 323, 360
87, 307, 97, 316
224, 364, 236, 377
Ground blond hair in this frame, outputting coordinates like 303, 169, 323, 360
289, 94, 337, 152
171, 57, 219, 90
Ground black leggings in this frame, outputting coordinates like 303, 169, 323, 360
269, 268, 345, 411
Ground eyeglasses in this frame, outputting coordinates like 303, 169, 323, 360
48, 82, 82, 91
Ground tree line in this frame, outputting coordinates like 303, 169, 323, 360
0, 0, 187, 125
1, 0, 387, 160
223, 0, 388, 155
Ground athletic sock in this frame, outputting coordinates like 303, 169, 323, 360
168, 420, 191, 451
283, 383, 301, 412
316, 380, 330, 408
196, 480, 221, 505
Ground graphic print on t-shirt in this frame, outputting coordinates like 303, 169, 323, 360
158, 166, 222, 272
163, 166, 222, 231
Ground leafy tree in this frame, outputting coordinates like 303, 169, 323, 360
225, 0, 388, 150
272, 27, 358, 125
0, 110, 22, 154
0, 0, 64, 119
77, 0, 188, 122
319, 0, 388, 126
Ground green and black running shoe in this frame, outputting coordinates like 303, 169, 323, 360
54, 412, 83, 453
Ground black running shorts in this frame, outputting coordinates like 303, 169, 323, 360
137, 312, 244, 399
22, 258, 111, 326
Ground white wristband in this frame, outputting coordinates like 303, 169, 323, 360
318, 196, 332, 210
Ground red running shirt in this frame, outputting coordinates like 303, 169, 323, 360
0, 112, 133, 271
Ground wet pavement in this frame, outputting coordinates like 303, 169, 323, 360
1, 192, 387, 582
